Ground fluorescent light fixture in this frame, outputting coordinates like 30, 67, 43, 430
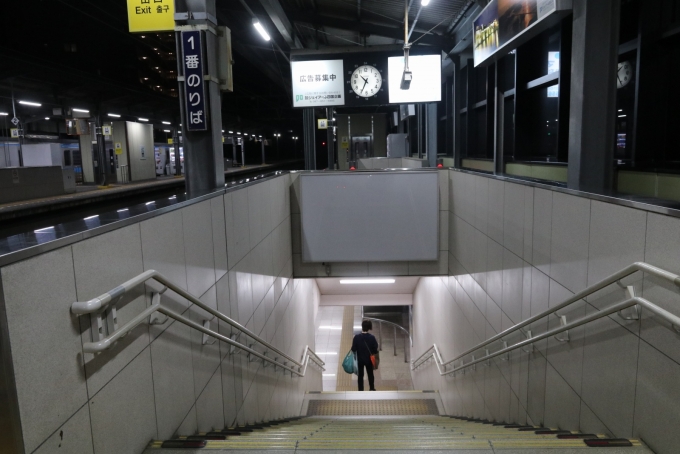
339, 279, 396, 285
322, 374, 336, 377
117, 209, 129, 213
421, 0, 430, 5
73, 108, 89, 113
34, 226, 55, 233
19, 100, 41, 107
45, 117, 50, 120
618, 115, 627, 118
163, 129, 171, 133
253, 19, 271, 41
354, 325, 362, 330
108, 113, 121, 118
146, 201, 155, 205
168, 195, 177, 200
0, 112, 8, 116
316, 352, 338, 355
237, 132, 241, 135
162, 121, 171, 125
138, 118, 149, 122
84, 215, 99, 221
318, 326, 342, 330
229, 131, 234, 134
222, 129, 225, 133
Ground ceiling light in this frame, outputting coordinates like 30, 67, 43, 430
45, 117, 50, 120
0, 112, 8, 116
19, 100, 41, 107
146, 201, 155, 205
108, 113, 121, 118
618, 115, 627, 118
253, 19, 271, 41
316, 352, 338, 355
139, 118, 149, 122
421, 0, 430, 5
117, 208, 129, 213
34, 226, 55, 233
73, 108, 89, 113
163, 129, 171, 132
322, 374, 336, 377
229, 131, 233, 134
318, 326, 342, 330
162, 121, 171, 125
340, 279, 396, 285
84, 215, 99, 220
237, 132, 241, 135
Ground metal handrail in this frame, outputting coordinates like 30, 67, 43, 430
362, 316, 412, 347
412, 262, 680, 375
71, 270, 325, 376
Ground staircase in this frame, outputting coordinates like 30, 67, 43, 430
144, 393, 652, 452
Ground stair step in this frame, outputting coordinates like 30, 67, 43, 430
585, 438, 634, 447
160, 440, 207, 449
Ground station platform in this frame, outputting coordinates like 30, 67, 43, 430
0, 160, 302, 224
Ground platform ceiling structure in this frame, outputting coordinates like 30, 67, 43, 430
0, 0, 478, 134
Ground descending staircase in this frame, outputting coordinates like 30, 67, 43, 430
144, 396, 652, 452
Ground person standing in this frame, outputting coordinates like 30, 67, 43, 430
352, 320, 379, 391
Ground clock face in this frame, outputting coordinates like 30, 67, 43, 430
617, 61, 632, 89
351, 65, 383, 98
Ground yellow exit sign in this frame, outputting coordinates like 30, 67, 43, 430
127, 0, 175, 33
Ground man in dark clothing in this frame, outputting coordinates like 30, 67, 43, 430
352, 320, 379, 391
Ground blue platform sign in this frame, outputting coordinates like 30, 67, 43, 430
181, 30, 208, 131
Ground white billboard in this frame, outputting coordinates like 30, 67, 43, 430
291, 59, 345, 107
388, 55, 442, 104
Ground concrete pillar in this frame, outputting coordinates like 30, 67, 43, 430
175, 0, 225, 195
426, 103, 438, 168
303, 108, 316, 170
567, 0, 621, 192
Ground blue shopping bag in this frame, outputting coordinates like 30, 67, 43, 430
342, 350, 357, 374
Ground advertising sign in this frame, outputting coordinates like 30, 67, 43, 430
387, 55, 442, 104
127, 0, 175, 33
473, 0, 560, 66
181, 31, 208, 132
291, 60, 345, 107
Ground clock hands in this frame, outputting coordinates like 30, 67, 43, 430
361, 77, 369, 93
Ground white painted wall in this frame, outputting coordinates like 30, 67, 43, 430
411, 169, 680, 454
320, 294, 412, 306
0, 175, 321, 454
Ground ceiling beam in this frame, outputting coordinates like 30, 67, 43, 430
256, 0, 304, 49
287, 10, 453, 48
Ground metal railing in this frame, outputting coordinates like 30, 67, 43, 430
361, 316, 412, 363
71, 270, 325, 377
411, 262, 680, 375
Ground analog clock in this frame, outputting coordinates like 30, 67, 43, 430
351, 65, 383, 98
617, 61, 632, 89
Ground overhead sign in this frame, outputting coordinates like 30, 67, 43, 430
387, 55, 442, 104
181, 30, 208, 131
10, 128, 19, 138
291, 59, 345, 107
126, 0, 175, 33
318, 119, 328, 129
473, 0, 569, 67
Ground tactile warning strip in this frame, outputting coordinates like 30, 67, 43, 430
307, 399, 439, 416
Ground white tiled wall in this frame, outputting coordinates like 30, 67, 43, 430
290, 170, 450, 278
411, 169, 680, 454
0, 175, 321, 454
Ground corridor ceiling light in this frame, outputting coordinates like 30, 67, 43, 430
146, 201, 155, 205
45, 117, 50, 120
34, 226, 55, 233
618, 115, 627, 118
0, 112, 8, 116
237, 132, 241, 135
19, 100, 41, 107
253, 19, 271, 41
108, 113, 121, 118
229, 131, 234, 134
84, 215, 99, 220
318, 326, 342, 330
73, 108, 90, 113
322, 374, 336, 377
163, 129, 171, 133
421, 0, 430, 5
117, 208, 129, 213
162, 121, 171, 125
339, 279, 396, 284
139, 118, 149, 122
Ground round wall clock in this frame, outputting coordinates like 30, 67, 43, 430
617, 61, 632, 89
351, 65, 383, 98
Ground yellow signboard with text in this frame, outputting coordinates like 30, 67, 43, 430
127, 0, 175, 33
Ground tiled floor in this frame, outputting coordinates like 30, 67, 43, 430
315, 306, 414, 392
